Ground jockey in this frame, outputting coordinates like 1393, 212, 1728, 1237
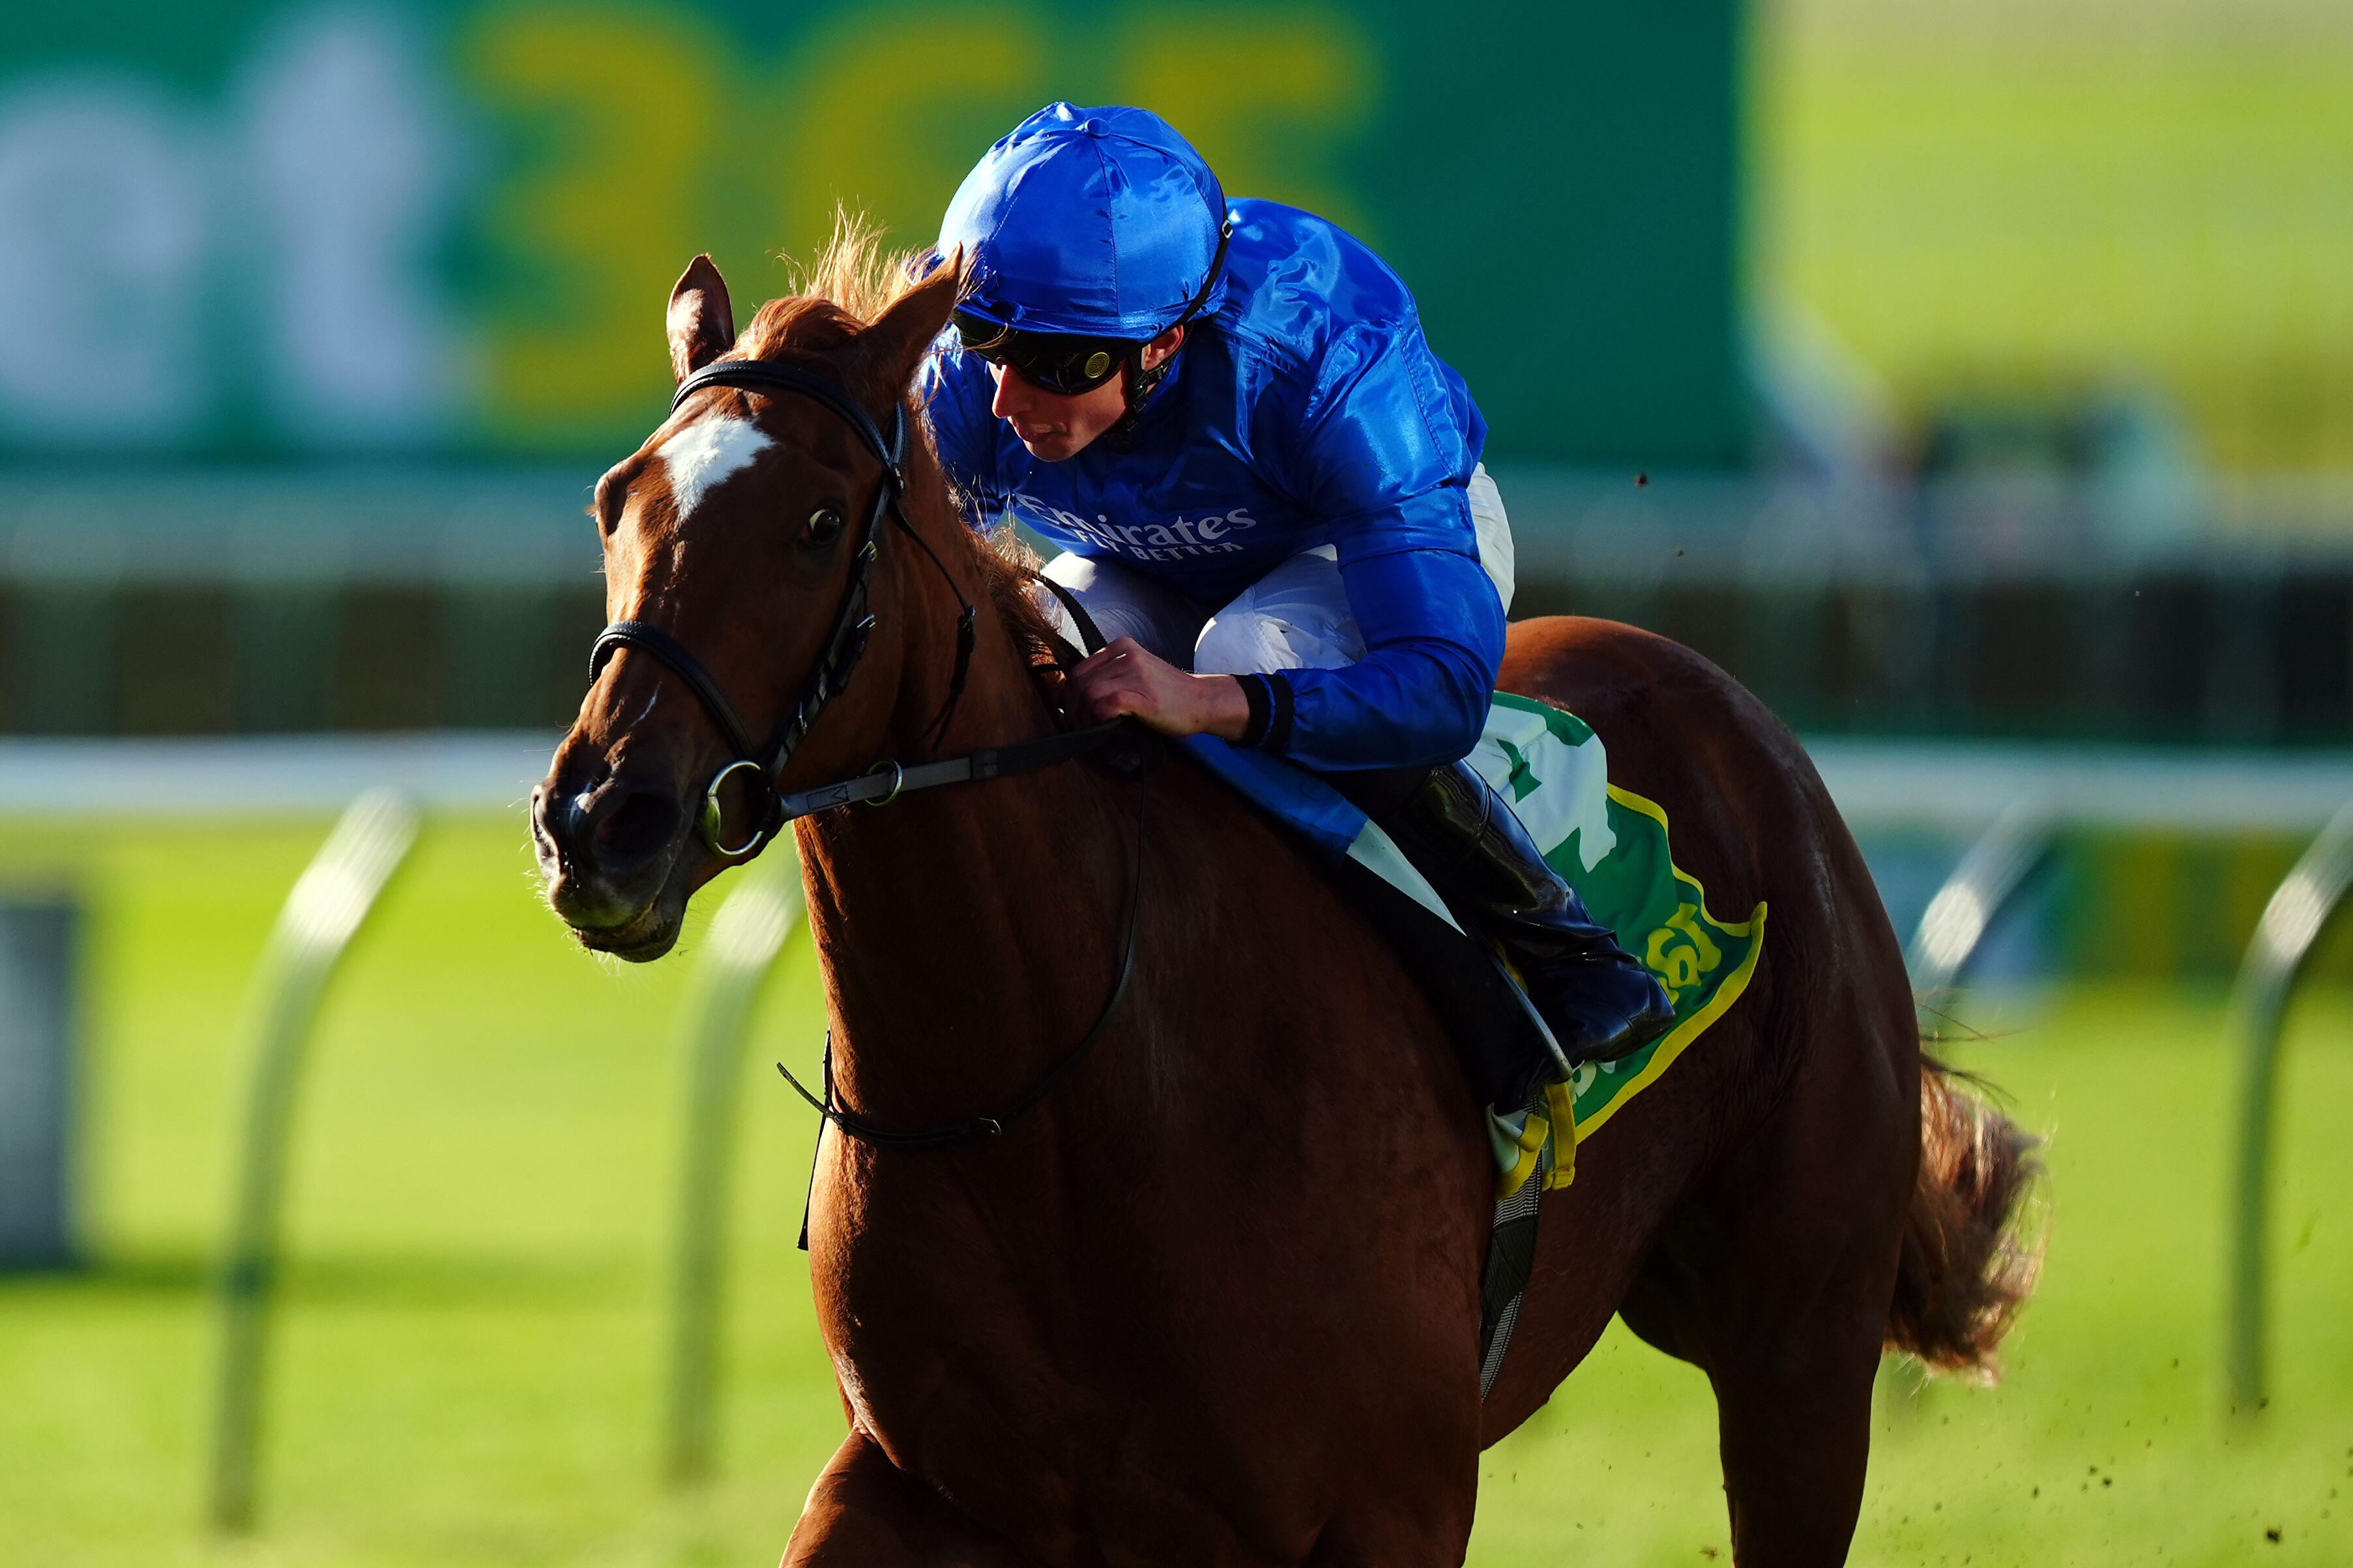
918, 103, 1673, 1090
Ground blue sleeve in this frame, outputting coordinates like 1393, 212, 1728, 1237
1246, 321, 1500, 770
914, 343, 1003, 531
1285, 318, 1480, 550
1254, 542, 1503, 770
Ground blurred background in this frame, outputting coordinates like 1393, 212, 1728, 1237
1, 1, 2347, 1563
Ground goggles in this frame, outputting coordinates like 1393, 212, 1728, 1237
952, 312, 1130, 396
952, 216, 1235, 399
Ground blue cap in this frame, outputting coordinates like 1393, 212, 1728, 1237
940, 103, 1229, 339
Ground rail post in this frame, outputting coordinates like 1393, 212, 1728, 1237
2224, 800, 2353, 1417
0, 892, 83, 1270
664, 851, 806, 1485
1907, 798, 2055, 996
1882, 797, 2053, 1422
206, 790, 421, 1533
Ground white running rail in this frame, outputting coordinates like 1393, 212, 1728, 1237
0, 733, 2349, 831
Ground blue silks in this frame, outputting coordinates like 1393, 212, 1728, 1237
918, 194, 1504, 773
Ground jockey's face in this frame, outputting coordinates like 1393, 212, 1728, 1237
987, 325, 1182, 461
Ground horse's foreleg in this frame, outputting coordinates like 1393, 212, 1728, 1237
783, 1429, 1030, 1567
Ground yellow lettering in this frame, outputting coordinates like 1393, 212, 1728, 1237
1665, 902, 1723, 972
1118, 9, 1381, 238
1643, 927, 1684, 1001
766, 8, 1047, 267
469, 10, 719, 439
1644, 903, 1725, 1004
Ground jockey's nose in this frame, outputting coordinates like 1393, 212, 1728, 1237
990, 361, 1045, 422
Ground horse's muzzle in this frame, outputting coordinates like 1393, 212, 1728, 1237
531, 767, 693, 958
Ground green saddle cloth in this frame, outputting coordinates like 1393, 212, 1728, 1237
1469, 693, 1767, 1196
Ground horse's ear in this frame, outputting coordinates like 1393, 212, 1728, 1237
851, 254, 961, 400
667, 255, 735, 383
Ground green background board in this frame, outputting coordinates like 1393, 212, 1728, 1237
0, 1, 1747, 466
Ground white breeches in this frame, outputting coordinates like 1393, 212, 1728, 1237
1041, 464, 1515, 675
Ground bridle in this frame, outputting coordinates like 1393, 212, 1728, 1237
590, 356, 987, 859
584, 351, 1150, 1155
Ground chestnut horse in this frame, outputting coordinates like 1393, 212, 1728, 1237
531, 240, 2038, 1566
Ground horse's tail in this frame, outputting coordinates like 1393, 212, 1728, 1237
1885, 1055, 2044, 1377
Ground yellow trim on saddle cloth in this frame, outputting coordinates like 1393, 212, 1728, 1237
1577, 785, 1768, 1142
1573, 900, 1766, 1143
1490, 783, 1770, 1202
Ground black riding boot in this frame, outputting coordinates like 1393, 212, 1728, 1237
1373, 760, 1676, 1081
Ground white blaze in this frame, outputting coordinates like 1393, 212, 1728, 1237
658, 416, 771, 519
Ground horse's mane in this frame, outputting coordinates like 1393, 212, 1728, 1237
738, 209, 920, 359
739, 210, 1060, 671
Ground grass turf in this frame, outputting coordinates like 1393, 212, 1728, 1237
0, 812, 2348, 1564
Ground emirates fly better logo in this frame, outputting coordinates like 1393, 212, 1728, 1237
1008, 493, 1261, 562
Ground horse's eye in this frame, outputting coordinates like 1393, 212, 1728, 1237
804, 504, 846, 545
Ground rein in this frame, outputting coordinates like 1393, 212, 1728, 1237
775, 574, 1155, 1154
585, 360, 1152, 1157
778, 762, 1151, 1150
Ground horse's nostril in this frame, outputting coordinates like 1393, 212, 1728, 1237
529, 786, 567, 863
597, 788, 684, 868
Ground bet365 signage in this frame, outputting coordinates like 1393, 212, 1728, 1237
0, 3, 1742, 468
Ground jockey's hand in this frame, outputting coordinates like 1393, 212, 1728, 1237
1068, 637, 1251, 742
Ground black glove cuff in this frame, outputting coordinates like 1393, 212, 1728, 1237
1233, 672, 1296, 752
1235, 673, 1274, 748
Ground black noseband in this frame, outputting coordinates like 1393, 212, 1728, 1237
589, 618, 764, 763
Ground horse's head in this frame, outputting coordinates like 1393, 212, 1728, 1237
531, 247, 961, 960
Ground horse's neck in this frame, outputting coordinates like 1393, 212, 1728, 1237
793, 536, 1139, 1131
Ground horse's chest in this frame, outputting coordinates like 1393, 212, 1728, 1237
811, 1170, 1285, 1534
